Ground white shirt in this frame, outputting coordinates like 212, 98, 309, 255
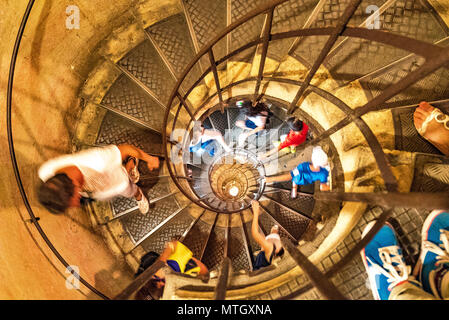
38, 145, 131, 201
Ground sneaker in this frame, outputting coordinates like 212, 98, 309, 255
417, 210, 449, 299
136, 188, 150, 214
290, 146, 296, 154
273, 140, 281, 148
360, 221, 411, 300
128, 157, 140, 184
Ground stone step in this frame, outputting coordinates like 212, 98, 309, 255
117, 39, 176, 106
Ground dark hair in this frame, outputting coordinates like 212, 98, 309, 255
37, 173, 74, 214
286, 117, 303, 132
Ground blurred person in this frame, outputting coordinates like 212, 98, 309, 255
37, 144, 159, 215
189, 122, 231, 158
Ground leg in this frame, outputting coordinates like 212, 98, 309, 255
265, 172, 292, 184
413, 101, 449, 155
214, 135, 232, 153
291, 182, 297, 199
416, 210, 449, 299
132, 186, 150, 215
125, 157, 140, 184
259, 146, 279, 160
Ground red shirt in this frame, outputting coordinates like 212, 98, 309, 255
278, 123, 309, 150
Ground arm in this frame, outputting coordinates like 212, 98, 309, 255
117, 144, 160, 171
320, 183, 330, 191
260, 144, 282, 159
250, 200, 274, 256
204, 130, 231, 152
265, 172, 292, 184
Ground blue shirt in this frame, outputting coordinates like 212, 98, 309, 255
290, 162, 329, 186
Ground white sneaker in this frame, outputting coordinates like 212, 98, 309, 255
136, 188, 149, 214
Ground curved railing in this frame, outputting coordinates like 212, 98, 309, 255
161, 0, 449, 298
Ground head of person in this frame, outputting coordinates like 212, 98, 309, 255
135, 251, 165, 300
245, 101, 269, 117
311, 146, 328, 168
265, 226, 285, 257
286, 116, 304, 132
37, 173, 77, 213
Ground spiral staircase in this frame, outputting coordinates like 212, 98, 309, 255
6, 0, 449, 300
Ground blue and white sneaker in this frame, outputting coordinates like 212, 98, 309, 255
418, 210, 449, 299
361, 221, 411, 300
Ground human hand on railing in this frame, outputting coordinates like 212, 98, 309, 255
147, 156, 160, 171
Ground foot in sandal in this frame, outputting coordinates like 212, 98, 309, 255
413, 101, 449, 156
